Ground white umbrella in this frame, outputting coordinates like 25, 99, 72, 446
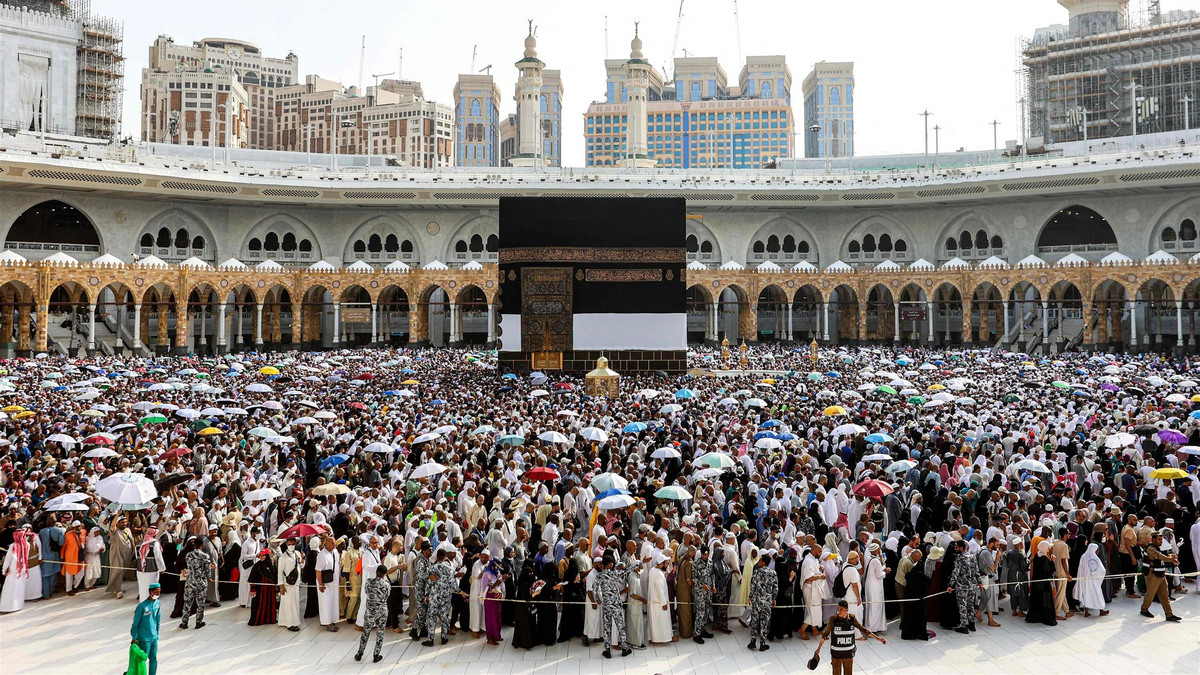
744, 398, 768, 408
264, 435, 297, 445
530, 389, 550, 398
753, 438, 783, 450
245, 383, 273, 393
243, 487, 282, 502
131, 401, 157, 411
862, 453, 892, 461
650, 447, 682, 460
538, 430, 570, 444
717, 397, 738, 407
261, 400, 285, 411
923, 400, 947, 408
200, 407, 226, 416
43, 492, 89, 509
637, 389, 661, 400
94, 472, 158, 504
413, 432, 441, 444
82, 448, 118, 458
73, 390, 102, 401
596, 493, 636, 510
580, 427, 609, 443
590, 473, 629, 493
1105, 433, 1137, 449
47, 502, 90, 512
314, 411, 337, 420
411, 462, 448, 479
175, 409, 201, 419
47, 433, 78, 446
1013, 459, 1050, 473
833, 424, 867, 436
659, 403, 683, 414
362, 442, 394, 454
291, 416, 319, 426
434, 425, 457, 435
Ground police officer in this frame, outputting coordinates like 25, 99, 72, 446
813, 600, 885, 675
747, 551, 778, 651
1139, 531, 1182, 622
356, 565, 391, 663
596, 555, 634, 659
423, 549, 454, 646
409, 542, 432, 640
691, 545, 716, 644
180, 537, 215, 630
129, 582, 161, 675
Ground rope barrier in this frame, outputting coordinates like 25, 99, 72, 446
5, 546, 1196, 607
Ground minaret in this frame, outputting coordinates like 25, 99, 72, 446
510, 20, 544, 168
623, 23, 657, 168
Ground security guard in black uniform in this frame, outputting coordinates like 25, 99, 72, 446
813, 600, 886, 675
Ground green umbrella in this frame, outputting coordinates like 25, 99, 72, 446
906, 395, 926, 405
1003, 393, 1023, 403
139, 413, 168, 425
875, 385, 897, 395
654, 485, 692, 500
189, 419, 213, 432
498, 434, 526, 446
1051, 380, 1070, 389
249, 426, 276, 438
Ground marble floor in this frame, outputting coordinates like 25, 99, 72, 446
1, 581, 1197, 674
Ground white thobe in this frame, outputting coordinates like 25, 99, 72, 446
238, 538, 260, 607
0, 550, 27, 613
863, 555, 886, 632
277, 550, 302, 628
469, 559, 486, 632
646, 567, 672, 643
315, 549, 340, 625
584, 570, 602, 639
626, 568, 645, 647
800, 555, 826, 627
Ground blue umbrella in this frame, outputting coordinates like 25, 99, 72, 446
1190, 411, 1200, 420
383, 390, 401, 396
865, 433, 894, 444
498, 434, 526, 446
319, 453, 349, 470
674, 388, 695, 399
825, 371, 842, 378
760, 420, 783, 428
754, 431, 781, 441
595, 487, 630, 500
623, 422, 648, 434
501, 373, 518, 380
401, 368, 416, 374
430, 399, 446, 406
777, 432, 796, 441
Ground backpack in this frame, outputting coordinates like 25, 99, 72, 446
832, 564, 848, 598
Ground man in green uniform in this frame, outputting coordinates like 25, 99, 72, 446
129, 582, 161, 675
1140, 531, 1182, 622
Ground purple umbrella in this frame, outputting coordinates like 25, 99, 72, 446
1100, 383, 1120, 392
1157, 429, 1188, 445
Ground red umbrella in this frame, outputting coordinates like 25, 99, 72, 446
526, 467, 560, 481
358, 373, 375, 381
277, 523, 329, 540
161, 446, 192, 460
852, 479, 894, 499
553, 382, 574, 390
83, 435, 114, 446
347, 402, 368, 411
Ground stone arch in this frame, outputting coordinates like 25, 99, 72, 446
829, 283, 860, 343
686, 219, 722, 265
1132, 278, 1176, 353
755, 284, 789, 342
935, 210, 1006, 262
745, 217, 820, 266
1034, 204, 1118, 261
48, 281, 91, 308
341, 215, 424, 265
0, 280, 37, 355
686, 284, 714, 344
415, 284, 452, 347
138, 208, 218, 262
377, 284, 411, 346
865, 283, 897, 342
790, 284, 823, 342
139, 283, 178, 354
839, 213, 915, 265
3, 199, 105, 258
241, 214, 322, 264
716, 284, 752, 342
1146, 194, 1200, 256
445, 215, 499, 264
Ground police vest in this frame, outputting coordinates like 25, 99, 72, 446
1147, 546, 1167, 576
830, 617, 857, 657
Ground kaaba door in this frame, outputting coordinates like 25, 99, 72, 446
521, 266, 573, 352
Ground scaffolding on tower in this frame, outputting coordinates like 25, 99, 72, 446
71, 0, 124, 140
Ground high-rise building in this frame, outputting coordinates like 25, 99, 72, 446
273, 75, 452, 169
499, 113, 518, 166
1022, 0, 1200, 145
801, 61, 854, 158
141, 35, 297, 149
0, 0, 124, 140
584, 33, 792, 169
453, 73, 501, 167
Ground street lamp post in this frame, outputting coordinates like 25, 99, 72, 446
990, 119, 1001, 161
919, 109, 933, 165
1179, 96, 1193, 132
1128, 80, 1140, 142
933, 125, 942, 171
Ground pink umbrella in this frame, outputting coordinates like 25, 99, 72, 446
1157, 430, 1188, 445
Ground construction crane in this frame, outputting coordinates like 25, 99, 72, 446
670, 0, 685, 81
479, 64, 492, 74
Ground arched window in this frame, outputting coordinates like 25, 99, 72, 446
879, 234, 893, 252
282, 232, 297, 251
766, 235, 780, 253
686, 234, 699, 253
192, 236, 205, 250
862, 234, 876, 252
945, 237, 958, 251
384, 234, 399, 252
959, 231, 973, 249
353, 239, 366, 253
140, 233, 154, 247
470, 100, 481, 117
263, 233, 279, 250
401, 239, 414, 253
368, 234, 382, 252
782, 235, 796, 253
975, 230, 989, 249
1161, 227, 1177, 241
174, 229, 190, 248
990, 235, 1003, 249
762, 81, 772, 99
797, 240, 810, 254
455, 240, 468, 253
700, 240, 713, 253
830, 87, 840, 106
848, 240, 861, 253
486, 234, 498, 252
753, 240, 765, 253
298, 239, 313, 252
469, 234, 484, 252
248, 237, 262, 251
156, 227, 171, 247
895, 239, 907, 252
1181, 219, 1197, 240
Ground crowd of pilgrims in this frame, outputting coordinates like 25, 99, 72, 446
1, 343, 1198, 657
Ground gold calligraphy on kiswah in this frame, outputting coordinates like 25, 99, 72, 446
584, 268, 663, 282
499, 247, 685, 264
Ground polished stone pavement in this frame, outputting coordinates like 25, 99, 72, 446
2, 580, 1197, 674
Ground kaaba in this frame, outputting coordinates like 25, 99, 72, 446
497, 197, 687, 373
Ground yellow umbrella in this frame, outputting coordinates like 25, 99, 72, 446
260, 366, 280, 375
1149, 467, 1189, 480
1191, 394, 1200, 403
401, 379, 419, 385
197, 427, 224, 436
760, 378, 777, 385
1021, 361, 1035, 367
822, 405, 848, 416
928, 384, 946, 391
14, 410, 35, 419
2, 405, 25, 413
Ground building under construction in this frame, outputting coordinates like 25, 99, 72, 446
1020, 0, 1200, 146
72, 0, 123, 139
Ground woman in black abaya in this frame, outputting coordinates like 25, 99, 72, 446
900, 553, 930, 640
512, 562, 536, 649
1025, 540, 1058, 626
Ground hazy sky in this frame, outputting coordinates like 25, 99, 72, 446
97, 0, 1193, 166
